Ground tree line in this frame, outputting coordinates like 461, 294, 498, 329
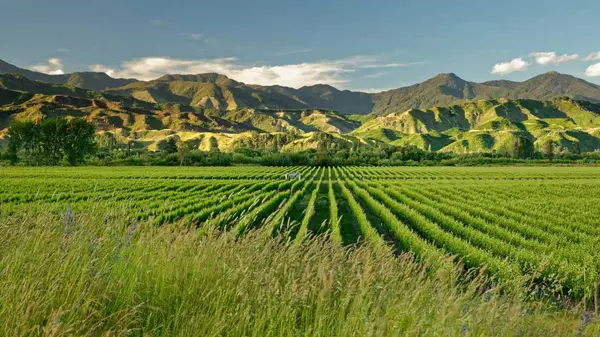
2, 117, 600, 166
83, 143, 600, 167
6, 117, 96, 165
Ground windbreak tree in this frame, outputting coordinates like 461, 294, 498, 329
7, 117, 96, 166
39, 117, 69, 165
7, 120, 39, 165
64, 118, 96, 165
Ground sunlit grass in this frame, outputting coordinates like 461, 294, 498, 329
0, 205, 598, 336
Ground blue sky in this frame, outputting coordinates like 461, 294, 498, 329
1, 0, 600, 91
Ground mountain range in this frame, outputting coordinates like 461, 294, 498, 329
0, 59, 136, 91
2, 58, 600, 154
371, 72, 600, 116
2, 58, 600, 115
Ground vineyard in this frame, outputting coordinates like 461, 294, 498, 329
2, 166, 600, 303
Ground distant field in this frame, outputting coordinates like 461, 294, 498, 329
2, 166, 600, 301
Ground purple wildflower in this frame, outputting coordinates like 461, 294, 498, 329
125, 219, 137, 247
576, 311, 591, 336
64, 205, 72, 228
64, 204, 75, 236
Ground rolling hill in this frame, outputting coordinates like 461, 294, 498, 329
353, 97, 600, 153
0, 74, 363, 151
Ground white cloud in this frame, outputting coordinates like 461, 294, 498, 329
92, 55, 423, 88
30, 58, 64, 75
583, 51, 600, 61
491, 58, 529, 75
530, 52, 579, 65
358, 61, 425, 69
89, 64, 115, 77
585, 63, 600, 77
350, 87, 394, 93
329, 55, 424, 69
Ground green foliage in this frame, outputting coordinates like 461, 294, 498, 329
336, 177, 384, 248
81, 142, 600, 167
63, 118, 96, 165
164, 137, 178, 154
296, 168, 325, 240
233, 132, 298, 150
328, 168, 342, 244
7, 117, 96, 165
510, 135, 535, 159
541, 140, 554, 158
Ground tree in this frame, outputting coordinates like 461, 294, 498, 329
164, 137, 179, 154
541, 140, 554, 159
391, 145, 426, 162
208, 136, 220, 152
571, 141, 581, 154
177, 140, 191, 166
510, 136, 534, 159
39, 117, 68, 165
96, 133, 119, 151
7, 117, 96, 166
63, 118, 96, 165
7, 124, 22, 165
7, 120, 36, 165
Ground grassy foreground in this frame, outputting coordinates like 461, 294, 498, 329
0, 204, 598, 337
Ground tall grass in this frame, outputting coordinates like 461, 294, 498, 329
0, 204, 597, 336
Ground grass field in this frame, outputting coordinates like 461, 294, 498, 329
1, 166, 600, 336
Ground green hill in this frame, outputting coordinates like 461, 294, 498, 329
355, 97, 600, 134
3, 82, 600, 154
353, 97, 600, 154
370, 72, 600, 116
484, 71, 600, 102
0, 79, 362, 151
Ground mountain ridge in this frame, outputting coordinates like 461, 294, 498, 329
3, 58, 600, 115
0, 59, 137, 91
